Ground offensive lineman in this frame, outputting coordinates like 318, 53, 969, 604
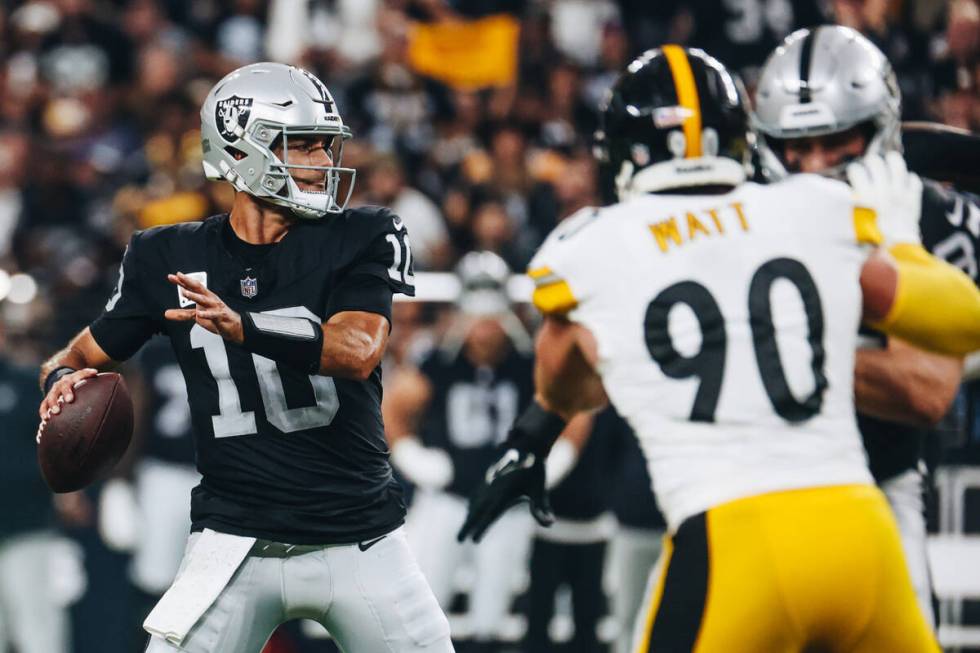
459, 46, 980, 651
37, 63, 453, 653
752, 25, 980, 627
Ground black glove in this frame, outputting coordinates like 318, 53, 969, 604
457, 447, 555, 543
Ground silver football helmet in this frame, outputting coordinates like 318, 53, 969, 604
753, 25, 902, 180
201, 62, 355, 219
455, 250, 512, 317
440, 251, 532, 356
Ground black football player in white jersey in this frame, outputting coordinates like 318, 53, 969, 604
37, 62, 453, 653
753, 25, 980, 629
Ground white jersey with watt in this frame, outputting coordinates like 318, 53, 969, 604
529, 174, 881, 530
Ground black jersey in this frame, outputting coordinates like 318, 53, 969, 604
685, 0, 826, 82
920, 181, 980, 282
417, 347, 534, 499
0, 359, 52, 538
136, 336, 196, 466
861, 182, 980, 483
607, 411, 666, 530
89, 207, 416, 544
548, 407, 619, 521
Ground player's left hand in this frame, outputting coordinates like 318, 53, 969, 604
165, 272, 244, 344
457, 448, 554, 543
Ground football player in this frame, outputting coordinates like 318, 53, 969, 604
753, 24, 980, 627
37, 63, 453, 653
127, 337, 200, 627
459, 46, 980, 651
607, 422, 665, 653
0, 323, 69, 653
384, 251, 539, 648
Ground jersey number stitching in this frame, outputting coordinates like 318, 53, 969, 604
190, 306, 340, 438
644, 257, 827, 423
386, 232, 415, 285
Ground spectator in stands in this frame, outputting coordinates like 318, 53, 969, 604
363, 153, 451, 270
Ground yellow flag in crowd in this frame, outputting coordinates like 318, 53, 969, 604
408, 14, 520, 89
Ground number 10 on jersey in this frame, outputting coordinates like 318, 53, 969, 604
190, 306, 340, 438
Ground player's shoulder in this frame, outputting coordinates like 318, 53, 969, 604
339, 204, 404, 241
758, 174, 853, 204
131, 214, 221, 251
528, 206, 608, 315
922, 178, 980, 216
530, 206, 604, 269
752, 175, 869, 242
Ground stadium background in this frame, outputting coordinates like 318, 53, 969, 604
0, 0, 978, 652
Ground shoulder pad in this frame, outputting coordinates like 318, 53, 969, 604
136, 216, 213, 245
527, 207, 602, 315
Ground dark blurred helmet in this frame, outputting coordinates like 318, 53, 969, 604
594, 45, 752, 199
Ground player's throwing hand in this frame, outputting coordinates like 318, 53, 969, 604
165, 272, 244, 344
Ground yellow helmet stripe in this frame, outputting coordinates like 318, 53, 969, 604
662, 45, 702, 158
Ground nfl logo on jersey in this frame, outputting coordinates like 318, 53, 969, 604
240, 277, 258, 298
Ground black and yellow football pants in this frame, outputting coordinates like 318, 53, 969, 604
635, 484, 940, 653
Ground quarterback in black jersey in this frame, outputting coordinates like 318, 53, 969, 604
39, 62, 453, 653
753, 26, 977, 629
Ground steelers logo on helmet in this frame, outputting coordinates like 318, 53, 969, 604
215, 95, 253, 143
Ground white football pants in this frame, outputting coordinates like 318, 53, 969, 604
0, 531, 70, 653
881, 467, 935, 630
607, 525, 663, 653
131, 459, 201, 594
405, 489, 533, 639
144, 526, 453, 653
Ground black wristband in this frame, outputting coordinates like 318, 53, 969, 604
505, 400, 567, 457
240, 312, 324, 375
43, 366, 76, 394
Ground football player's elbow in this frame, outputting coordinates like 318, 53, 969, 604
906, 392, 953, 427
539, 379, 607, 422
323, 354, 378, 381
906, 372, 960, 426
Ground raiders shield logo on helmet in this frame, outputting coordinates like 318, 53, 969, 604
240, 276, 258, 299
216, 96, 253, 143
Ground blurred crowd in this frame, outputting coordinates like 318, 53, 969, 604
0, 0, 978, 359
0, 0, 979, 652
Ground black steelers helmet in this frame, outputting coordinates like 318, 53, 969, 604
595, 46, 752, 200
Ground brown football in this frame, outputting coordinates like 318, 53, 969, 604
37, 372, 134, 493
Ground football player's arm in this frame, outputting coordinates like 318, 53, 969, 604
38, 327, 116, 419
850, 154, 980, 355
860, 245, 980, 356
382, 366, 454, 489
534, 316, 608, 421
318, 310, 389, 380
855, 337, 962, 427
43, 232, 157, 421
457, 316, 607, 543
166, 271, 390, 380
